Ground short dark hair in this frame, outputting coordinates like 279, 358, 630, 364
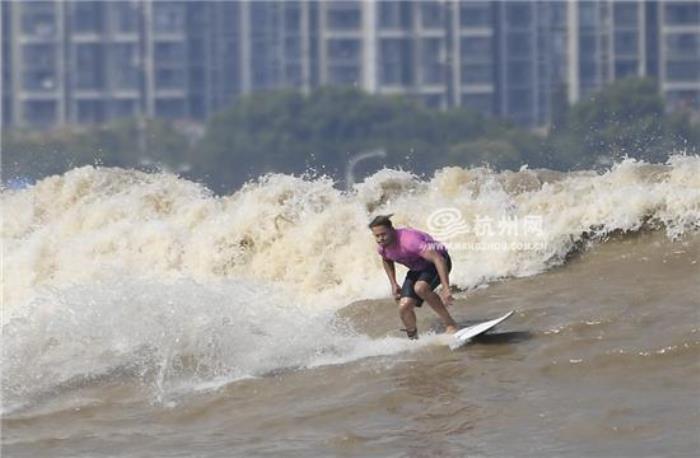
368, 214, 394, 229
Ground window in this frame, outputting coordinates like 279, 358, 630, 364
285, 63, 303, 86
379, 38, 412, 85
112, 44, 139, 89
507, 89, 533, 115
188, 39, 205, 65
3, 98, 13, 126
461, 93, 492, 115
72, 1, 102, 33
153, 3, 185, 33
578, 2, 598, 29
423, 94, 444, 109
155, 99, 186, 118
327, 3, 361, 30
580, 61, 598, 84
665, 34, 699, 59
507, 62, 533, 86
113, 1, 139, 33
665, 3, 700, 25
77, 100, 105, 123
328, 37, 362, 85
23, 100, 56, 126
420, 1, 443, 28
285, 4, 301, 29
155, 42, 185, 63
614, 31, 639, 56
22, 44, 55, 69
75, 44, 104, 90
155, 68, 185, 89
379, 1, 412, 29
549, 3, 567, 25
251, 46, 281, 90
666, 62, 700, 82
505, 4, 532, 28
579, 34, 598, 57
461, 64, 492, 85
421, 38, 444, 85
111, 99, 137, 118
613, 3, 638, 27
21, 2, 56, 37
189, 95, 205, 119
328, 39, 361, 62
328, 65, 361, 85
285, 37, 302, 57
22, 70, 56, 91
615, 60, 639, 78
506, 33, 532, 57
459, 2, 491, 28
461, 37, 492, 61
189, 68, 205, 88
250, 2, 279, 31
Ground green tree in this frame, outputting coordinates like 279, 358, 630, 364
2, 118, 192, 185
7, 78, 694, 191
447, 138, 521, 169
549, 77, 698, 168
194, 87, 536, 190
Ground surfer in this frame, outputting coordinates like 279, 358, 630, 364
369, 214, 458, 339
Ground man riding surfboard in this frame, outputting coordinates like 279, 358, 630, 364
369, 214, 458, 339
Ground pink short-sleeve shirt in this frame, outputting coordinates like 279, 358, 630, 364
377, 227, 446, 271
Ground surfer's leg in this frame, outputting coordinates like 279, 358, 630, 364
398, 271, 422, 338
414, 281, 458, 333
398, 297, 419, 338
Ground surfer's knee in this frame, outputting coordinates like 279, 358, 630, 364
398, 297, 415, 313
413, 281, 431, 298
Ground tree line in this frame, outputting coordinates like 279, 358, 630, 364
3, 78, 698, 193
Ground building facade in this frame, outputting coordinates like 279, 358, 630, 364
2, 0, 699, 130
659, 1, 700, 112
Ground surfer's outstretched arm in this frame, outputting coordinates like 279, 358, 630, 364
382, 258, 400, 300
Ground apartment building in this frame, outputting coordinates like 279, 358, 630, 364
2, 0, 698, 129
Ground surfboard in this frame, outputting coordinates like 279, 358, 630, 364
449, 310, 515, 350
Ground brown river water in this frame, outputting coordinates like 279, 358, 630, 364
2, 159, 699, 456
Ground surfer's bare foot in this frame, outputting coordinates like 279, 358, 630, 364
445, 324, 458, 334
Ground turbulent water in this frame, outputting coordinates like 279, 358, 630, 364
2, 156, 699, 457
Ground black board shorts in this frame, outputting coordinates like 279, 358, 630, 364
400, 252, 452, 307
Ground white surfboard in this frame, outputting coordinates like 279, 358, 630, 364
449, 311, 515, 350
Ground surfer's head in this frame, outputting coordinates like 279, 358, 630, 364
369, 214, 395, 247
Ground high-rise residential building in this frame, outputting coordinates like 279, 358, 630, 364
2, 0, 234, 127
566, 0, 649, 102
2, 1, 13, 127
2, 0, 698, 130
6, 0, 67, 127
493, 1, 567, 126
565, 0, 699, 114
658, 1, 700, 112
452, 1, 496, 114
314, 1, 498, 113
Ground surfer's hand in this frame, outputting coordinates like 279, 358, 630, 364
392, 284, 401, 301
440, 288, 454, 306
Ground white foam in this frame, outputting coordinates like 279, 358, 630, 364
1, 275, 439, 412
2, 156, 699, 408
4, 156, 699, 312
